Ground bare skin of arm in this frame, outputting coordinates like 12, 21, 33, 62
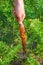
13, 0, 26, 53
13, 0, 25, 22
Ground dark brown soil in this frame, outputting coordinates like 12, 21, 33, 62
11, 60, 21, 65
11, 50, 43, 65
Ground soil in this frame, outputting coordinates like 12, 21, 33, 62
11, 60, 21, 65
11, 50, 43, 65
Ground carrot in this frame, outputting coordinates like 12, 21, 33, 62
19, 21, 26, 53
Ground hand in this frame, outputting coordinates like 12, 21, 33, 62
13, 0, 25, 22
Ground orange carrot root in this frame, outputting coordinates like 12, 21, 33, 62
19, 22, 26, 53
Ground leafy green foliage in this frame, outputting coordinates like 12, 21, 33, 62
0, 41, 22, 65
0, 0, 43, 65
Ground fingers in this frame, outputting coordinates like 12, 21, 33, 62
22, 13, 25, 21
16, 13, 25, 22
18, 14, 25, 22
13, 11, 25, 22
